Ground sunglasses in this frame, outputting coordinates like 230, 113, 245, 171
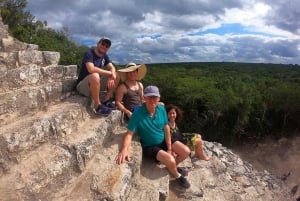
100, 42, 111, 48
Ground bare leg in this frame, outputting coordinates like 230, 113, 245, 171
172, 141, 190, 165
103, 75, 120, 102
88, 73, 101, 107
194, 135, 210, 161
104, 89, 113, 102
157, 150, 180, 177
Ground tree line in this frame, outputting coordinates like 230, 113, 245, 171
0, 0, 88, 68
2, 0, 299, 146
143, 63, 300, 146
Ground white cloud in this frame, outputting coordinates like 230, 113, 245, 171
26, 0, 300, 64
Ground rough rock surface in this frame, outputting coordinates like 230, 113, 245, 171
0, 14, 294, 200
233, 136, 300, 201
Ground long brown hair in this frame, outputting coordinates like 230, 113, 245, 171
165, 104, 184, 122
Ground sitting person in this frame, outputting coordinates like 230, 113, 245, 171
115, 62, 147, 120
76, 37, 118, 116
166, 104, 210, 161
116, 86, 191, 188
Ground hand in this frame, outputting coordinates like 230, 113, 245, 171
115, 151, 130, 165
111, 71, 117, 80
126, 111, 132, 118
107, 78, 115, 89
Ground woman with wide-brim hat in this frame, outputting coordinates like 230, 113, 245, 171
115, 62, 147, 120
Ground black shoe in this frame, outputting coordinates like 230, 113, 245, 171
95, 104, 112, 116
177, 167, 188, 177
102, 100, 117, 110
176, 176, 191, 188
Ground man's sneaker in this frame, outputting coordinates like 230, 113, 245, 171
176, 176, 191, 188
102, 100, 117, 110
177, 167, 188, 177
95, 104, 112, 116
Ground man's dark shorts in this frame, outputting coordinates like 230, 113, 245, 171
142, 138, 176, 162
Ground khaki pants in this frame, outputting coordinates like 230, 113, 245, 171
76, 75, 108, 101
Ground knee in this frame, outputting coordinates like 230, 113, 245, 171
197, 134, 203, 142
196, 134, 202, 139
165, 154, 177, 165
195, 137, 203, 145
89, 73, 100, 84
180, 145, 191, 158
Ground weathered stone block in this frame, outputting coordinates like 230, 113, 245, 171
43, 51, 60, 65
18, 50, 43, 66
0, 52, 18, 69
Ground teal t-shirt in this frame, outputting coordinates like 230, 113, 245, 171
127, 104, 168, 147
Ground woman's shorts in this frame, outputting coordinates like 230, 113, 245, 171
181, 133, 198, 150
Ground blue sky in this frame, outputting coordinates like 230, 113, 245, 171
26, 0, 300, 65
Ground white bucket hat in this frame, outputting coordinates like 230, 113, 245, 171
118, 62, 147, 81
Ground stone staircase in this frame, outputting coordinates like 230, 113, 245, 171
0, 16, 170, 201
0, 16, 295, 201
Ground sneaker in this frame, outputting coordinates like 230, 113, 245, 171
95, 104, 112, 116
102, 100, 117, 110
176, 176, 191, 188
177, 167, 188, 177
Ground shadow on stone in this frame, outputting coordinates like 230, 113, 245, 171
140, 157, 168, 180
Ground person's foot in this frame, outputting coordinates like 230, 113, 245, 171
177, 167, 188, 177
102, 100, 117, 110
194, 154, 211, 161
176, 176, 191, 188
95, 104, 112, 116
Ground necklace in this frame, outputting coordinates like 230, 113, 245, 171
169, 123, 177, 134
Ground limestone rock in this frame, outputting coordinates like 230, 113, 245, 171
0, 13, 294, 201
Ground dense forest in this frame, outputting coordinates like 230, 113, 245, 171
1, 0, 299, 146
142, 63, 300, 145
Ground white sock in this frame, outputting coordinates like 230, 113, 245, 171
176, 173, 182, 179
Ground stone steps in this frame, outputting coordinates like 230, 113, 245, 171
0, 80, 77, 124
0, 35, 30, 52
0, 21, 171, 200
0, 104, 170, 201
1, 16, 294, 200
0, 64, 77, 93
136, 158, 170, 200
0, 95, 90, 175
0, 91, 169, 201
0, 47, 61, 69
0, 15, 172, 201
0, 143, 74, 201
52, 127, 171, 201
0, 98, 141, 201
0, 61, 77, 121
61, 109, 123, 172
52, 129, 141, 201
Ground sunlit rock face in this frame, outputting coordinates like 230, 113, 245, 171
0, 14, 294, 201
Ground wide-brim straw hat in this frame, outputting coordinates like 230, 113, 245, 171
118, 62, 147, 81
